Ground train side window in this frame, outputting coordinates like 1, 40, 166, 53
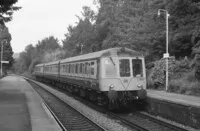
72, 64, 74, 73
63, 65, 65, 72
88, 63, 91, 74
85, 62, 88, 74
80, 63, 82, 74
75, 63, 78, 74
82, 63, 85, 74
66, 64, 68, 73
77, 63, 80, 74
91, 62, 94, 75
68, 64, 71, 73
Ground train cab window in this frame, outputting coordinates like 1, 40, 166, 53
119, 59, 130, 77
105, 58, 117, 77
132, 59, 143, 77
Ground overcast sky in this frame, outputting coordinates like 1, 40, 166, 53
7, 0, 96, 53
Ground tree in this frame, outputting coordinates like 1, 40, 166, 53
0, 25, 13, 74
63, 6, 96, 56
0, 0, 21, 23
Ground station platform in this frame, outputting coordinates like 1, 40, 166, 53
0, 75, 61, 131
147, 89, 200, 107
146, 89, 200, 129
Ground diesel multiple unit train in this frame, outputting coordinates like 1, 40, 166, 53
33, 47, 147, 109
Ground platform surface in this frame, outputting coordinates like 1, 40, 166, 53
0, 75, 61, 131
147, 89, 200, 107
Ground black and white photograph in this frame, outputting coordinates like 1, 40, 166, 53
0, 0, 199, 131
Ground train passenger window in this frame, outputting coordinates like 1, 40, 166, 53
88, 63, 91, 74
77, 63, 80, 74
85, 63, 87, 74
105, 58, 117, 77
80, 63, 82, 74
69, 64, 71, 73
82, 63, 85, 74
132, 59, 143, 77
119, 59, 130, 77
91, 62, 94, 75
63, 65, 65, 72
66, 64, 68, 73
75, 64, 78, 74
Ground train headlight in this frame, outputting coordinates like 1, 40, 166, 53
137, 84, 143, 89
109, 84, 115, 90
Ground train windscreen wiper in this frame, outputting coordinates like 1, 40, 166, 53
109, 57, 115, 66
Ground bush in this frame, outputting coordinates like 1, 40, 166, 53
148, 57, 176, 89
168, 71, 200, 96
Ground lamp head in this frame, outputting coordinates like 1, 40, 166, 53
158, 11, 160, 16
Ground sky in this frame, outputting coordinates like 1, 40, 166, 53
7, 0, 96, 53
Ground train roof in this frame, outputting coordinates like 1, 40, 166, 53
35, 47, 142, 67
60, 47, 142, 63
35, 63, 43, 67
44, 60, 60, 66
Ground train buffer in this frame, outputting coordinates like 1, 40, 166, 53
0, 75, 62, 131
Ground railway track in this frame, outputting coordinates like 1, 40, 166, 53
108, 112, 188, 131
27, 80, 105, 131
26, 78, 190, 131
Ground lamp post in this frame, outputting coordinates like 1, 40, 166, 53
158, 9, 170, 91
1, 39, 7, 76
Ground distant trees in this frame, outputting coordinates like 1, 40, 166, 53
0, 0, 21, 74
13, 36, 62, 74
14, 0, 200, 77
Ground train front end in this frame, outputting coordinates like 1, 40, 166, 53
99, 48, 146, 106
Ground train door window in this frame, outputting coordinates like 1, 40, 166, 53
119, 59, 130, 77
132, 59, 143, 77
104, 58, 117, 77
91, 62, 94, 75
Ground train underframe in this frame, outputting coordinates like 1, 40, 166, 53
36, 76, 147, 110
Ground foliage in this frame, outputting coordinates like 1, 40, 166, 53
168, 71, 200, 96
0, 0, 21, 23
0, 25, 13, 74
13, 36, 62, 74
13, 0, 200, 96
148, 57, 176, 89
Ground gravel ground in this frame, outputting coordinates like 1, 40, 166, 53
32, 81, 133, 131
